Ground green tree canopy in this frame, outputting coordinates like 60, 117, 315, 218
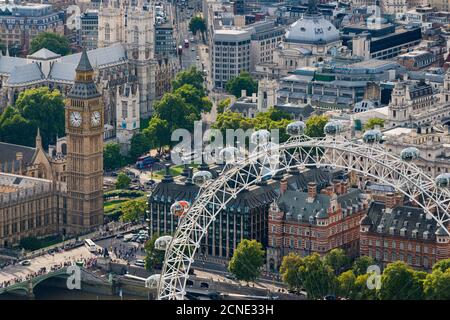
15, 87, 65, 148
172, 66, 205, 93
144, 234, 167, 270
104, 143, 125, 171
298, 253, 337, 300
305, 115, 329, 138
154, 92, 198, 133
379, 261, 424, 300
225, 72, 258, 98
30, 32, 70, 56
423, 268, 450, 300
324, 248, 351, 275
0, 106, 34, 147
364, 117, 385, 131
352, 256, 375, 276
353, 273, 378, 300
189, 16, 206, 36
174, 83, 212, 116
129, 133, 152, 162
120, 198, 147, 222
337, 270, 357, 299
280, 253, 304, 292
143, 116, 171, 152
217, 97, 231, 114
432, 258, 450, 273
228, 239, 265, 283
115, 172, 131, 189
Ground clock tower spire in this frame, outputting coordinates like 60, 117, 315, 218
65, 49, 104, 234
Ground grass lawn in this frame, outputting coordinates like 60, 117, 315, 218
151, 164, 199, 180
104, 199, 128, 211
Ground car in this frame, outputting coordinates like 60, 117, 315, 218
200, 282, 209, 289
134, 260, 145, 267
196, 56, 200, 60
132, 178, 140, 184
115, 234, 124, 239
20, 260, 31, 266
191, 48, 195, 52
225, 274, 235, 280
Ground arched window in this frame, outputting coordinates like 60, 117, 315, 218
105, 23, 110, 41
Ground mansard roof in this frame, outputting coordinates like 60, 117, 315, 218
366, 201, 441, 241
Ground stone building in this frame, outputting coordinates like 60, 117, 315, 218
97, 0, 156, 119
0, 3, 64, 55
0, 173, 66, 247
360, 192, 450, 270
267, 178, 367, 272
0, 52, 104, 246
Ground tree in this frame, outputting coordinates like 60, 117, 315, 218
225, 72, 258, 98
228, 239, 265, 283
379, 261, 424, 300
172, 66, 205, 93
352, 256, 375, 276
104, 143, 125, 171
432, 258, 450, 273
217, 98, 231, 114
364, 117, 385, 131
143, 116, 171, 153
121, 198, 147, 222
324, 248, 350, 275
129, 133, 152, 162
280, 253, 304, 292
189, 16, 207, 42
115, 172, 131, 189
15, 87, 65, 148
0, 106, 34, 147
174, 83, 212, 116
30, 32, 70, 56
297, 253, 337, 300
305, 115, 329, 138
337, 270, 357, 299
423, 268, 450, 300
353, 273, 378, 300
154, 92, 198, 133
144, 234, 166, 270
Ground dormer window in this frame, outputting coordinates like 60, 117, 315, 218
400, 227, 407, 236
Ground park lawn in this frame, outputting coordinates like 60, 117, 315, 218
151, 164, 199, 180
104, 199, 128, 212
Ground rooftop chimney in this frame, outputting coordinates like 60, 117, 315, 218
280, 178, 288, 194
308, 182, 317, 200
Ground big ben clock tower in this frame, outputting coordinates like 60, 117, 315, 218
66, 50, 104, 234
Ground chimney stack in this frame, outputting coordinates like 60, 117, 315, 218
308, 182, 317, 199
385, 192, 396, 209
280, 178, 288, 194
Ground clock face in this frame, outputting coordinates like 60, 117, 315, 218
70, 111, 82, 127
91, 111, 101, 127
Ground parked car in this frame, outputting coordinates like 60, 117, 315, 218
20, 260, 31, 266
134, 260, 145, 267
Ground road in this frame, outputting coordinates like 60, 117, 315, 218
0, 246, 95, 286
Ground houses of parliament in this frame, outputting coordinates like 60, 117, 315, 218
0, 51, 104, 248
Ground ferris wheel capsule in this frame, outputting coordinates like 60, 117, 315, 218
170, 200, 190, 217
436, 173, 450, 188
286, 121, 306, 136
154, 235, 173, 251
400, 147, 420, 162
145, 274, 161, 288
324, 121, 343, 136
250, 129, 271, 145
362, 129, 382, 144
192, 170, 213, 186
219, 147, 241, 164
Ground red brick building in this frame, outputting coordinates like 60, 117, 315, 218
360, 192, 450, 271
266, 179, 368, 272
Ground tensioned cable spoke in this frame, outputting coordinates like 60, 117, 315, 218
157, 135, 450, 300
